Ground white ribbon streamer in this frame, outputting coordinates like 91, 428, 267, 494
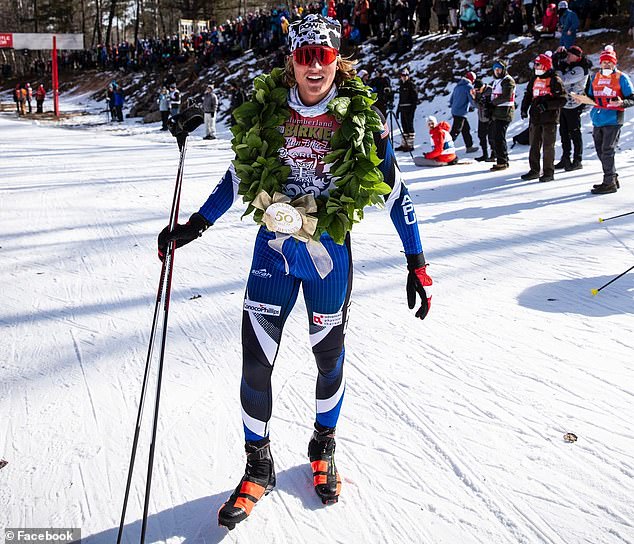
252, 191, 334, 279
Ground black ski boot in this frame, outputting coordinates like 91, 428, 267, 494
218, 438, 276, 530
308, 424, 341, 505
591, 181, 618, 195
565, 159, 582, 171
554, 159, 569, 170
594, 174, 619, 190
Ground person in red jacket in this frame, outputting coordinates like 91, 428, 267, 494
531, 3, 558, 39
35, 84, 46, 113
25, 83, 33, 113
416, 116, 458, 166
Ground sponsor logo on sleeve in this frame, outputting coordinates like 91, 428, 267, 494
251, 268, 272, 278
244, 299, 281, 316
312, 311, 343, 327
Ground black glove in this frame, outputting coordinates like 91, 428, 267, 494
405, 252, 433, 320
521, 110, 528, 120
168, 105, 205, 149
157, 212, 209, 261
168, 105, 204, 138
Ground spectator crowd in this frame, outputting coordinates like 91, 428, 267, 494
384, 43, 631, 196
2, 0, 626, 80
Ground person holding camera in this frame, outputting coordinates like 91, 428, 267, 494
554, 45, 590, 171
519, 52, 566, 182
573, 45, 634, 194
472, 79, 495, 162
489, 60, 515, 171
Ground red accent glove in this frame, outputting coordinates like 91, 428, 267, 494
157, 212, 209, 261
406, 253, 432, 320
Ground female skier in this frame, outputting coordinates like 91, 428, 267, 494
158, 14, 432, 529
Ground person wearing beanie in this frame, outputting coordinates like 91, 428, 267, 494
489, 60, 516, 171
25, 83, 33, 114
554, 45, 591, 170
35, 84, 46, 114
415, 116, 458, 166
157, 86, 170, 131
459, 1, 481, 33
157, 14, 433, 528
448, 71, 479, 154
531, 3, 558, 40
202, 83, 218, 140
471, 79, 496, 161
169, 83, 181, 117
573, 45, 634, 194
368, 68, 393, 116
396, 68, 418, 151
520, 52, 566, 182
557, 0, 579, 49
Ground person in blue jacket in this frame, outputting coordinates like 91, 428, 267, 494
449, 70, 478, 153
574, 45, 634, 194
112, 83, 124, 122
557, 1, 579, 49
157, 14, 433, 529
459, 0, 480, 32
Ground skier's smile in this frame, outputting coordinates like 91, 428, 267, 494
293, 52, 337, 106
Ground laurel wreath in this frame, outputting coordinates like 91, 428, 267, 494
230, 67, 391, 245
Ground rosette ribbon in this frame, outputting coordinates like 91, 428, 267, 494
252, 191, 334, 279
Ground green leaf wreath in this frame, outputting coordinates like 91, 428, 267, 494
230, 67, 392, 245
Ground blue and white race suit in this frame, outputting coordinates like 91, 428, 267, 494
198, 84, 425, 441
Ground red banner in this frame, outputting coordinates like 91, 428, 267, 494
0, 33, 13, 48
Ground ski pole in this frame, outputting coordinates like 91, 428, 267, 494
116, 138, 188, 544
591, 265, 634, 296
598, 211, 634, 223
139, 135, 188, 544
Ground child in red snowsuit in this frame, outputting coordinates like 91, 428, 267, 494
423, 116, 457, 164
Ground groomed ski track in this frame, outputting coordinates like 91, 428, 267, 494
0, 112, 633, 544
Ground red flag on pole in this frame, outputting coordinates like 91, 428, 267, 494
52, 35, 59, 117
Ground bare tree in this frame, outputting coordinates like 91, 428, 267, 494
133, 0, 142, 55
105, 0, 116, 45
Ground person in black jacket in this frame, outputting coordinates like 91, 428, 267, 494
227, 82, 246, 128
472, 79, 496, 162
369, 69, 393, 116
554, 45, 591, 170
396, 68, 418, 151
520, 52, 567, 182
490, 60, 516, 171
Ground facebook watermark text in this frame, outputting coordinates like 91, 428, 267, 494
4, 528, 81, 543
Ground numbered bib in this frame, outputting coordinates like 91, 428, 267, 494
265, 202, 303, 234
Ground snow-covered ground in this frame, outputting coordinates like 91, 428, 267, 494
1, 86, 633, 544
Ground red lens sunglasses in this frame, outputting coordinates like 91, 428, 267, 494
293, 46, 338, 66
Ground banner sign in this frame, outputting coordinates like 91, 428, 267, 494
0, 33, 13, 48
7, 33, 84, 50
